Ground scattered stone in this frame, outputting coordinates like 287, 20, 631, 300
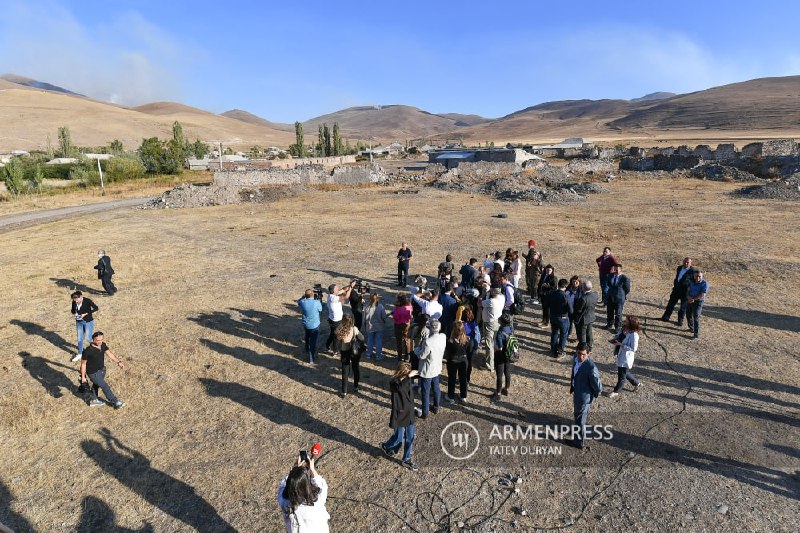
717, 504, 729, 515
140, 183, 308, 209
733, 174, 800, 200
691, 164, 762, 183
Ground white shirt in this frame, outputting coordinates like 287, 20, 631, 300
326, 294, 343, 321
482, 295, 505, 324
278, 475, 330, 533
411, 293, 443, 320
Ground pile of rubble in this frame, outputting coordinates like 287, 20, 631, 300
691, 164, 763, 182
140, 183, 307, 209
732, 174, 800, 201
427, 161, 606, 203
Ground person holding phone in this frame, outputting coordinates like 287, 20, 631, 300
380, 362, 419, 471
70, 291, 99, 363
277, 453, 329, 532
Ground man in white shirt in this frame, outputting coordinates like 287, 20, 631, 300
481, 288, 505, 370
325, 281, 355, 352
411, 288, 443, 320
418, 320, 446, 418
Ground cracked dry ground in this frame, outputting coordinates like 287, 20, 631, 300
1, 178, 798, 532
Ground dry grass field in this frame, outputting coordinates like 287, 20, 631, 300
0, 178, 798, 532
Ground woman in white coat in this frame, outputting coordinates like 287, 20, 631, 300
609, 316, 641, 398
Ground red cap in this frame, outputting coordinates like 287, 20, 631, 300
528, 240, 536, 247
311, 443, 322, 457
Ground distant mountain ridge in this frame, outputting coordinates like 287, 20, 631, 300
2, 72, 800, 151
0, 74, 83, 96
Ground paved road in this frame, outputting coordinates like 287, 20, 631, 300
0, 197, 151, 233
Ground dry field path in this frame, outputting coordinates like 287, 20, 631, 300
0, 179, 798, 532
0, 197, 150, 233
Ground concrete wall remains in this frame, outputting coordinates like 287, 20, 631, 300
214, 163, 386, 188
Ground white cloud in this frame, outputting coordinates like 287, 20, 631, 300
0, 1, 191, 105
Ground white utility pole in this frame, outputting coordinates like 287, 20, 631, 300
96, 157, 105, 195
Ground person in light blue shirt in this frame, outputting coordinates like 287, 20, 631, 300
298, 289, 323, 363
687, 271, 709, 339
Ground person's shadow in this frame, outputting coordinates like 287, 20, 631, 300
50, 277, 103, 295
0, 479, 33, 533
10, 320, 74, 355
77, 496, 153, 532
81, 428, 236, 532
201, 378, 376, 456
18, 351, 78, 399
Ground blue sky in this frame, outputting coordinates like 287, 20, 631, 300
1, 0, 799, 122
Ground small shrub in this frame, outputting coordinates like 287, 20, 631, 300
106, 156, 146, 182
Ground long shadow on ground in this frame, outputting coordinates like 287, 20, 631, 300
81, 428, 235, 533
11, 319, 74, 354
200, 378, 376, 455
18, 351, 79, 399
0, 479, 33, 533
77, 496, 153, 533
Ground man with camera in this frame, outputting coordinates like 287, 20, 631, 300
325, 281, 355, 353
298, 289, 324, 364
396, 242, 413, 287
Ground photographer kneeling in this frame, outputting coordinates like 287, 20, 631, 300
277, 454, 329, 532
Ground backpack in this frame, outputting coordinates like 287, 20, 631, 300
510, 288, 526, 315
505, 334, 520, 363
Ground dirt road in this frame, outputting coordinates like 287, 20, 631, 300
0, 197, 150, 233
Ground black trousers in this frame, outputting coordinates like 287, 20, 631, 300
341, 351, 360, 393
326, 319, 340, 350
662, 288, 688, 323
101, 273, 116, 294
397, 263, 409, 286
495, 362, 511, 392
613, 366, 639, 393
447, 360, 468, 399
576, 321, 593, 351
606, 299, 624, 332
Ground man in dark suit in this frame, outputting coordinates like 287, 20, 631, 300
94, 250, 117, 295
547, 279, 570, 357
569, 342, 602, 449
573, 280, 598, 351
660, 257, 696, 326
605, 264, 630, 334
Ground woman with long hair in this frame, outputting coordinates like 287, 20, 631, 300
509, 250, 522, 289
363, 291, 388, 361
538, 264, 556, 326
609, 316, 642, 398
380, 362, 419, 471
392, 293, 413, 360
335, 314, 364, 397
445, 321, 470, 403
277, 455, 329, 532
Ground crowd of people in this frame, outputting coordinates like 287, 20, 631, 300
293, 242, 711, 478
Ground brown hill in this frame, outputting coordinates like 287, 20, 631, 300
220, 109, 294, 132
302, 105, 466, 141
607, 76, 800, 131
460, 76, 800, 144
0, 88, 293, 152
439, 113, 492, 126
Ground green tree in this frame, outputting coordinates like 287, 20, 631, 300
109, 139, 124, 155
31, 163, 44, 192
332, 123, 344, 156
317, 125, 325, 157
57, 126, 74, 158
138, 137, 181, 175
323, 124, 332, 157
191, 139, 209, 159
293, 121, 306, 158
106, 156, 146, 182
2, 158, 25, 195
250, 146, 262, 158
345, 139, 352, 155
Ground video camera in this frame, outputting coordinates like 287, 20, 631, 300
313, 284, 324, 300
353, 278, 371, 295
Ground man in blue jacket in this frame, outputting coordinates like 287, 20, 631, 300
569, 342, 602, 449
298, 289, 323, 363
687, 270, 709, 339
605, 264, 631, 334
